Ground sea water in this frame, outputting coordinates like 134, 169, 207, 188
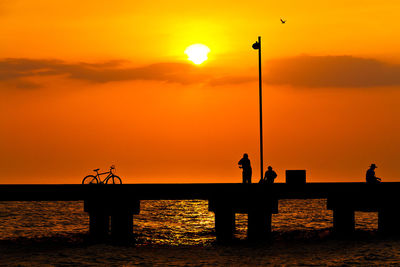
1, 199, 400, 266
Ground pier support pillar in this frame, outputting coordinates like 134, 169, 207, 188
248, 210, 272, 240
88, 212, 109, 240
333, 208, 355, 234
215, 209, 235, 241
378, 209, 400, 235
84, 197, 140, 242
111, 212, 133, 241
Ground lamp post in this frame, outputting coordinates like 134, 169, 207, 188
252, 36, 263, 182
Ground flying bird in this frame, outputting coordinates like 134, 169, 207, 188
280, 18, 286, 24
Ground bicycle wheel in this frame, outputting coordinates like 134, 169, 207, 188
82, 175, 99, 184
105, 175, 122, 184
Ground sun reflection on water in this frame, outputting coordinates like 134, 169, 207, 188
0, 199, 379, 245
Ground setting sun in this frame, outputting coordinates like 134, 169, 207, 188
184, 44, 210, 65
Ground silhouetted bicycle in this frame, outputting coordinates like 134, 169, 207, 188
82, 165, 122, 184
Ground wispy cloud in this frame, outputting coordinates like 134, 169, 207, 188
208, 75, 256, 86
1, 56, 400, 89
264, 55, 400, 88
0, 58, 210, 88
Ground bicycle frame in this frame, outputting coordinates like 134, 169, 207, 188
94, 169, 114, 184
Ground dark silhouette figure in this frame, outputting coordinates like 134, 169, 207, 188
238, 153, 252, 184
366, 163, 381, 184
280, 18, 286, 24
263, 166, 277, 184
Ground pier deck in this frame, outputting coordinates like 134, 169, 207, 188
1, 182, 399, 200
1, 183, 399, 241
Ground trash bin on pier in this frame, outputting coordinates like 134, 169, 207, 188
285, 170, 306, 184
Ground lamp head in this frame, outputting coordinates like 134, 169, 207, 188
252, 41, 260, 50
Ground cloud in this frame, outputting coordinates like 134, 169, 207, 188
208, 75, 257, 86
0, 58, 210, 88
1, 55, 400, 89
264, 55, 400, 88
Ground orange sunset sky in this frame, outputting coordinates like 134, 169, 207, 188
1, 0, 400, 183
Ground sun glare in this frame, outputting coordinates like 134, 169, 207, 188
184, 44, 210, 65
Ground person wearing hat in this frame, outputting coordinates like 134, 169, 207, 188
238, 153, 252, 184
366, 164, 381, 184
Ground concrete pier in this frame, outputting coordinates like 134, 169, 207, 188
327, 188, 400, 236
88, 211, 109, 239
84, 196, 139, 241
248, 210, 272, 239
332, 208, 355, 234
111, 212, 134, 240
378, 209, 400, 235
209, 193, 278, 241
214, 209, 235, 241
1, 183, 400, 242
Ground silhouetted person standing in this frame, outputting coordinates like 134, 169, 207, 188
366, 163, 381, 184
238, 153, 252, 184
264, 166, 277, 184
